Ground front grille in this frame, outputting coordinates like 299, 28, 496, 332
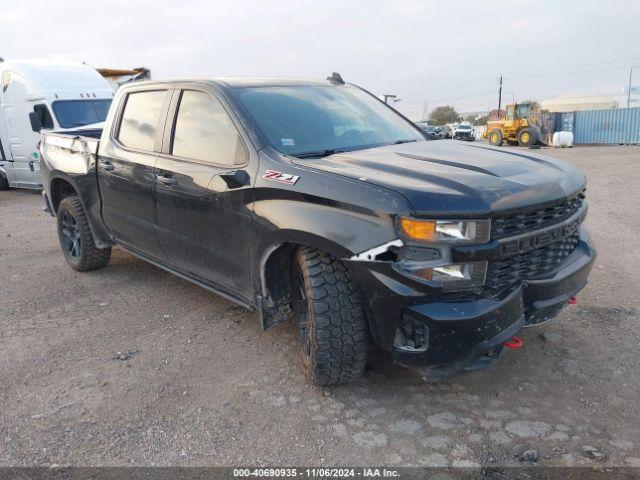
485, 233, 580, 292
491, 191, 585, 239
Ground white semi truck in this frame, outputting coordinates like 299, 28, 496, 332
0, 59, 114, 190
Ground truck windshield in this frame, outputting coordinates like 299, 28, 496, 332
232, 85, 424, 157
52, 99, 112, 128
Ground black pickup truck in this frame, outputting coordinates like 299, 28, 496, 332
39, 75, 596, 385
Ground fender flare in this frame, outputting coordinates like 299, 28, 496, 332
47, 171, 114, 249
254, 229, 371, 331
255, 229, 352, 296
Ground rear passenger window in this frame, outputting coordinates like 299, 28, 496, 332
117, 90, 166, 151
172, 90, 247, 165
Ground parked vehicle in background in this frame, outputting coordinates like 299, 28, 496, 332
39, 75, 595, 386
0, 60, 113, 190
437, 125, 452, 139
425, 125, 440, 136
452, 122, 475, 141
414, 122, 441, 140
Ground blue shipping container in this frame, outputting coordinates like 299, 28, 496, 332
573, 107, 640, 144
560, 112, 573, 132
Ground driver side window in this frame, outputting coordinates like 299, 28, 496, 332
171, 90, 247, 166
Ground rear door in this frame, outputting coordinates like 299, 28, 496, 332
97, 87, 172, 257
154, 86, 257, 299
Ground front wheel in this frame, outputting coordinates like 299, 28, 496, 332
518, 127, 536, 147
0, 175, 8, 190
57, 196, 111, 271
292, 247, 368, 386
488, 129, 504, 146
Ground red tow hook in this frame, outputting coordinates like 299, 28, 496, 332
505, 336, 523, 349
568, 296, 578, 305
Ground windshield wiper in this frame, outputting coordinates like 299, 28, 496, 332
293, 148, 344, 159
293, 139, 418, 158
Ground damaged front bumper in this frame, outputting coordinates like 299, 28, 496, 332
349, 227, 596, 375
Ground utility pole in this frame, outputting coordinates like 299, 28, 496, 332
628, 67, 635, 108
498, 75, 503, 112
422, 101, 429, 121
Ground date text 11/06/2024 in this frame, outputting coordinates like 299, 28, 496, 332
233, 468, 400, 477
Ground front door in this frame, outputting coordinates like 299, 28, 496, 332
154, 88, 256, 300
504, 104, 516, 131
97, 88, 171, 258
0, 71, 43, 187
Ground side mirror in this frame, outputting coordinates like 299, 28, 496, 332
29, 112, 43, 133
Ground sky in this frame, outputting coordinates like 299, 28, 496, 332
2, 0, 640, 120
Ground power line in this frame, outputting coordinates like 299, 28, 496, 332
401, 55, 640, 101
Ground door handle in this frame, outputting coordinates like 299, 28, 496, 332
156, 174, 177, 186
220, 170, 249, 189
101, 161, 115, 171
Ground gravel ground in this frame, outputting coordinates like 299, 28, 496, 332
0, 145, 639, 468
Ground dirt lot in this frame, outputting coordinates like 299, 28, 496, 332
0, 145, 639, 469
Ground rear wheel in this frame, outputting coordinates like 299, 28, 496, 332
0, 175, 8, 190
518, 127, 536, 147
292, 247, 368, 386
488, 129, 504, 146
57, 196, 111, 271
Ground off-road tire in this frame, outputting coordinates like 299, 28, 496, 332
57, 196, 111, 271
488, 129, 504, 146
0, 175, 8, 190
293, 247, 368, 386
518, 127, 536, 147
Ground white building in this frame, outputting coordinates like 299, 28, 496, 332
540, 96, 619, 113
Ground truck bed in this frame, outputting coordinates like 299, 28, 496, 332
40, 131, 100, 176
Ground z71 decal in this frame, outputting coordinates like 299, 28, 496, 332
262, 169, 300, 185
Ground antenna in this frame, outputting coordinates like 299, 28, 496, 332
327, 72, 345, 85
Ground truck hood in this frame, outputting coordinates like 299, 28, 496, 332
293, 140, 586, 216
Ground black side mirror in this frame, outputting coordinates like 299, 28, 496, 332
29, 112, 43, 133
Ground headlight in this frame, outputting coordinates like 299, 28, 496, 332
399, 261, 488, 292
397, 217, 490, 244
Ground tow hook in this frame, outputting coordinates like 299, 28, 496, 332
504, 336, 523, 350
568, 296, 578, 305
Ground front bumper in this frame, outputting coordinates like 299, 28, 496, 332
350, 227, 596, 370
453, 132, 474, 140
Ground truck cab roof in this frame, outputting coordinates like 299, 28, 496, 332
0, 60, 114, 99
117, 77, 339, 92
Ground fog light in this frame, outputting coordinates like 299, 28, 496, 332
400, 261, 487, 291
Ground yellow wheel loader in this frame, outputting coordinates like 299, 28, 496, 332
484, 103, 545, 147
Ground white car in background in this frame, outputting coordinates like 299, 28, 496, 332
452, 122, 475, 141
